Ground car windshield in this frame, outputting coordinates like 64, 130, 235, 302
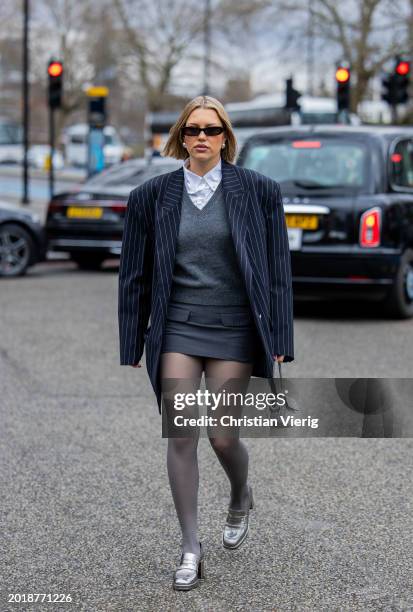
84, 160, 181, 189
241, 138, 368, 192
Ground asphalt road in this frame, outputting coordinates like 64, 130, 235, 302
1, 260, 412, 611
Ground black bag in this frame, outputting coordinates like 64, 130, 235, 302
267, 361, 298, 425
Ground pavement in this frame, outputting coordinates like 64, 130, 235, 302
1, 261, 412, 611
0, 164, 86, 183
0, 165, 86, 219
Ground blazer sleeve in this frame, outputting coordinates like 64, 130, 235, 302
118, 188, 153, 365
264, 180, 294, 362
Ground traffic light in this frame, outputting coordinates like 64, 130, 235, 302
48, 59, 63, 109
381, 73, 397, 105
394, 57, 410, 104
87, 86, 109, 129
86, 86, 109, 176
381, 56, 410, 106
336, 64, 351, 111
285, 77, 301, 111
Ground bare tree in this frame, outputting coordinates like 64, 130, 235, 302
391, 0, 413, 111
274, 0, 409, 110
31, 0, 97, 132
0, 0, 21, 35
112, 0, 271, 110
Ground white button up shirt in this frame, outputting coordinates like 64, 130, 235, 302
183, 157, 222, 210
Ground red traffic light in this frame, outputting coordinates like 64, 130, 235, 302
48, 61, 63, 78
48, 59, 63, 109
336, 67, 350, 83
396, 61, 410, 76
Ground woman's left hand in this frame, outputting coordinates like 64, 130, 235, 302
273, 354, 285, 363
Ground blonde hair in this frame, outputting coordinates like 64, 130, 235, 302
161, 95, 237, 162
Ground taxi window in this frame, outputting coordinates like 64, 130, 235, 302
390, 139, 413, 188
241, 138, 368, 191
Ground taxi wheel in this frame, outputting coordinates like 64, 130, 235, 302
383, 248, 413, 319
71, 253, 105, 270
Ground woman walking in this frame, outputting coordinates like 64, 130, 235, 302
118, 95, 294, 590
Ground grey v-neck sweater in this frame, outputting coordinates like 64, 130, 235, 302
169, 181, 249, 305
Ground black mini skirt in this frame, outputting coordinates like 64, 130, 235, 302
160, 300, 259, 363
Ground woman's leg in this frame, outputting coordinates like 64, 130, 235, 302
160, 352, 203, 555
204, 359, 254, 512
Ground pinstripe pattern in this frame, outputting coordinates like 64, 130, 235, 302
118, 158, 294, 414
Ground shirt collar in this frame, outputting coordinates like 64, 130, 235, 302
183, 157, 222, 192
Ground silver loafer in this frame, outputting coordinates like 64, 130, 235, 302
223, 485, 254, 550
172, 542, 206, 591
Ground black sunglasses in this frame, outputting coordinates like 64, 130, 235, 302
181, 126, 225, 137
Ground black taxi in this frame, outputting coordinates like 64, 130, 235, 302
237, 125, 413, 318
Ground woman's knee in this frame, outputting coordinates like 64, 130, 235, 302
208, 435, 237, 453
168, 436, 199, 456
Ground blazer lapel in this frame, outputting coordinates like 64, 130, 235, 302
154, 159, 252, 313
221, 158, 250, 273
221, 160, 254, 303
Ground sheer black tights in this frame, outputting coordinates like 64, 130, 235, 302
160, 352, 253, 555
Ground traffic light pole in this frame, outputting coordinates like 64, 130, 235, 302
21, 0, 30, 205
49, 107, 55, 199
338, 109, 350, 124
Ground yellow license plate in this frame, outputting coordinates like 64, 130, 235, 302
286, 214, 319, 230
66, 206, 103, 219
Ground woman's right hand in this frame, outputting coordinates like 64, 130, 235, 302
130, 363, 142, 368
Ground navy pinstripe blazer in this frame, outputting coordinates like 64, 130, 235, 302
118, 158, 294, 414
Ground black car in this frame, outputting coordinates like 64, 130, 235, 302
237, 125, 413, 318
0, 200, 47, 276
45, 157, 182, 269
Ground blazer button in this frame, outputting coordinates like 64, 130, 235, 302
258, 313, 262, 318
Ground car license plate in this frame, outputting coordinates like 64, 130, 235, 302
66, 206, 103, 219
287, 228, 302, 250
286, 214, 319, 230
